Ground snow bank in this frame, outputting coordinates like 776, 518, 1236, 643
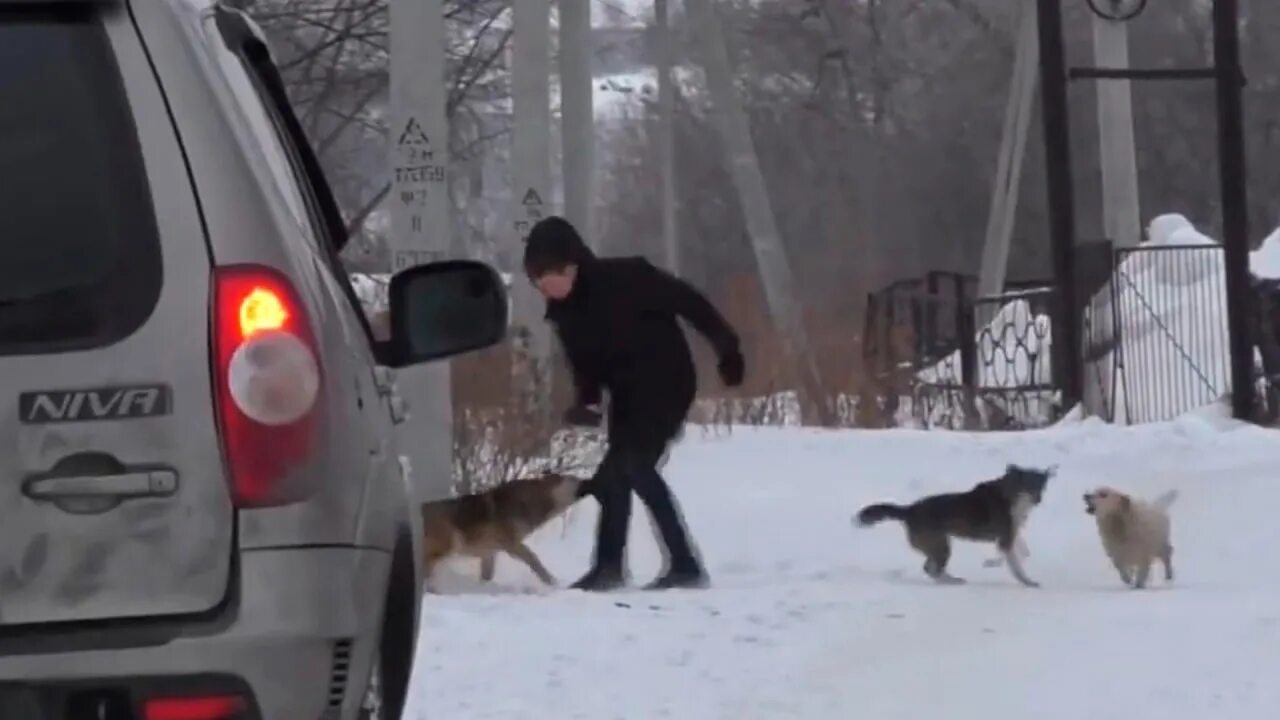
1251, 226, 1280, 280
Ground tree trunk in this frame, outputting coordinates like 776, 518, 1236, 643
687, 0, 835, 426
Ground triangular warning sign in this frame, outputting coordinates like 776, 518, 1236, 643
522, 188, 543, 206
397, 117, 431, 147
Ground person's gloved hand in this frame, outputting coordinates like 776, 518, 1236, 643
718, 348, 745, 387
563, 404, 604, 427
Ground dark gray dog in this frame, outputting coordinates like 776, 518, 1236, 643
856, 464, 1056, 587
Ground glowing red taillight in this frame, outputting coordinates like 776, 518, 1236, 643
213, 265, 322, 508
144, 695, 247, 720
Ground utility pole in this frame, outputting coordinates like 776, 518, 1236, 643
1091, 10, 1142, 250
511, 0, 555, 418
656, 0, 679, 272
559, 0, 595, 242
977, 1, 1038, 313
687, 0, 833, 426
1078, 9, 1141, 416
1212, 0, 1256, 421
1036, 0, 1083, 413
388, 0, 455, 501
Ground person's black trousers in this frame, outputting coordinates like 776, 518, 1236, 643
588, 439, 700, 575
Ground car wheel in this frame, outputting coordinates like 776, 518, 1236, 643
362, 528, 416, 719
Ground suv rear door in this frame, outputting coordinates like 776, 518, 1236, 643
0, 2, 233, 626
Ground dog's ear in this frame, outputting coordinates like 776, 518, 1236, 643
1045, 464, 1059, 477
1005, 463, 1018, 474
1119, 494, 1131, 511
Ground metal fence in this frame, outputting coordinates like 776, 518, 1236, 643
1254, 276, 1280, 424
912, 286, 1059, 430
864, 274, 1062, 430
862, 272, 974, 427
863, 244, 1280, 430
1105, 244, 1231, 424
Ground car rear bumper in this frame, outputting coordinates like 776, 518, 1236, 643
0, 546, 391, 720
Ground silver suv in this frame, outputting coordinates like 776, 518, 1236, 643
0, 2, 507, 719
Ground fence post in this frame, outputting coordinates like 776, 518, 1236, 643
1212, 0, 1257, 421
1254, 281, 1280, 423
958, 295, 980, 430
1036, 0, 1084, 414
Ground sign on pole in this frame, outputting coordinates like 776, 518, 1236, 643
389, 0, 455, 502
510, 0, 554, 414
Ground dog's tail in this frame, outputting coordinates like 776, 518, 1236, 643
855, 503, 911, 527
1152, 489, 1179, 511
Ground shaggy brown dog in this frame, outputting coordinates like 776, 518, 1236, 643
421, 473, 594, 591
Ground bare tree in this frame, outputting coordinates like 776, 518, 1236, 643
239, 0, 515, 259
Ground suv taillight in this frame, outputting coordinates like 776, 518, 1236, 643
213, 265, 322, 508
144, 695, 247, 720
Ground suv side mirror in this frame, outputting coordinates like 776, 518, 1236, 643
380, 260, 508, 367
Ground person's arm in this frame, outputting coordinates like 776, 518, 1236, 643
635, 260, 745, 384
561, 338, 603, 408
545, 313, 604, 415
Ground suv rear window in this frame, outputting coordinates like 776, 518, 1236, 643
0, 6, 162, 355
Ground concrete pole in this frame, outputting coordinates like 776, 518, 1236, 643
1091, 12, 1142, 250
388, 0, 455, 501
511, 0, 555, 416
1081, 11, 1141, 417
559, 0, 595, 243
977, 1, 1039, 315
656, 0, 679, 273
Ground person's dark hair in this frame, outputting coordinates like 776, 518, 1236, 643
523, 216, 597, 279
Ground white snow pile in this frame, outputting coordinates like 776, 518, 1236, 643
409, 415, 1280, 719
1251, 225, 1280, 280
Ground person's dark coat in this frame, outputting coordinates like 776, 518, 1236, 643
549, 256, 742, 448
537, 249, 743, 450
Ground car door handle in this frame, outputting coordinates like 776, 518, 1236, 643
23, 469, 178, 501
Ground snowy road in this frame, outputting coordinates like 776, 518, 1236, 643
406, 409, 1280, 719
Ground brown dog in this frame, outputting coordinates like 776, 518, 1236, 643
1083, 486, 1177, 589
421, 472, 594, 592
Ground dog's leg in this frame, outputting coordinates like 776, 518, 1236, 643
1160, 544, 1174, 582
507, 541, 557, 586
479, 554, 497, 583
423, 558, 441, 594
915, 532, 965, 584
982, 536, 1030, 569
1132, 560, 1152, 589
998, 535, 1039, 588
1111, 557, 1133, 586
421, 543, 450, 594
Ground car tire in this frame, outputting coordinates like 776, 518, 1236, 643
360, 528, 416, 719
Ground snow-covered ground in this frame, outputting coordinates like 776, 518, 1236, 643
406, 410, 1280, 719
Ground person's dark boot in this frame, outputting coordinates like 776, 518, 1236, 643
644, 563, 709, 591
570, 565, 626, 592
